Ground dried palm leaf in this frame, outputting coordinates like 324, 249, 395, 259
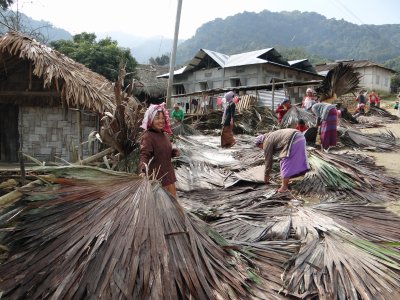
369, 106, 399, 120
171, 123, 200, 136
338, 128, 398, 151
294, 150, 400, 202
284, 206, 400, 300
315, 63, 362, 101
280, 106, 316, 128
191, 107, 277, 135
0, 168, 257, 299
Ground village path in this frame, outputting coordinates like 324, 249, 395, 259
360, 106, 400, 178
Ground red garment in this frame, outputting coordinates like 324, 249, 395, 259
275, 105, 290, 123
139, 129, 177, 186
295, 124, 308, 132
369, 93, 380, 104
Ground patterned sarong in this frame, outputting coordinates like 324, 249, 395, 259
320, 108, 337, 150
280, 133, 309, 179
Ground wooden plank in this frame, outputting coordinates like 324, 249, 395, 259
0, 91, 60, 97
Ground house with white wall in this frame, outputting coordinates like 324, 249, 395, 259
315, 60, 395, 94
159, 48, 323, 105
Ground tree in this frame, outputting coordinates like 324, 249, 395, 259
50, 32, 137, 85
149, 53, 170, 66
0, 0, 13, 10
1, 1, 53, 43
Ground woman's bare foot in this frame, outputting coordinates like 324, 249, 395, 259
277, 187, 289, 193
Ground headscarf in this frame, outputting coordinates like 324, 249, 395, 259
254, 134, 265, 146
280, 97, 290, 106
224, 91, 235, 103
140, 103, 172, 134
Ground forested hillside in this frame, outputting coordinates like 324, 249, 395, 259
0, 9, 71, 42
176, 10, 400, 71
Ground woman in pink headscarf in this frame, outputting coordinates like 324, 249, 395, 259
139, 103, 179, 198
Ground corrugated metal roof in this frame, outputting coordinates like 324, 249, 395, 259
315, 60, 396, 73
288, 59, 307, 65
224, 48, 274, 67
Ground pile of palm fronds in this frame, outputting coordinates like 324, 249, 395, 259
338, 127, 398, 151
0, 166, 269, 299
235, 106, 278, 134
197, 194, 400, 300
191, 106, 277, 135
369, 106, 399, 120
171, 122, 200, 136
295, 150, 400, 202
315, 63, 362, 101
280, 106, 316, 128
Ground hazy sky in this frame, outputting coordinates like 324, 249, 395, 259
14, 0, 400, 39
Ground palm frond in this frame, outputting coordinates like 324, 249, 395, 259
315, 63, 362, 101
338, 128, 398, 151
171, 123, 201, 136
283, 206, 400, 300
0, 170, 256, 299
294, 150, 400, 202
280, 106, 316, 128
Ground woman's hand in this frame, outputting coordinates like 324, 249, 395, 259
172, 148, 180, 157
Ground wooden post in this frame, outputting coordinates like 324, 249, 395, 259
166, 0, 183, 108
271, 78, 276, 110
77, 105, 83, 161
18, 106, 26, 184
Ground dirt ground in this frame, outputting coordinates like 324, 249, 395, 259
358, 102, 400, 216
360, 105, 400, 178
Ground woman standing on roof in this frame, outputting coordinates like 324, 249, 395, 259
221, 89, 238, 148
255, 128, 309, 193
139, 103, 180, 198
311, 102, 338, 150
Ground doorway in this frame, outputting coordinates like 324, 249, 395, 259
0, 104, 19, 162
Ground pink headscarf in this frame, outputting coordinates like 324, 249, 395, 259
140, 103, 172, 134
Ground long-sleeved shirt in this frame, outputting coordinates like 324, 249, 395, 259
262, 128, 298, 177
275, 105, 290, 123
221, 102, 236, 126
171, 108, 184, 122
139, 129, 177, 186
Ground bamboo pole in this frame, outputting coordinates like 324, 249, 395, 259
0, 179, 42, 207
79, 147, 114, 165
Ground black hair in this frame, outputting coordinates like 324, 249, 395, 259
298, 119, 305, 125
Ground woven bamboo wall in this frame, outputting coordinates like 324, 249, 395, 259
19, 106, 98, 163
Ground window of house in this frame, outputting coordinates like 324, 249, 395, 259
376, 75, 380, 85
385, 77, 389, 86
174, 84, 186, 95
230, 78, 241, 87
199, 81, 209, 90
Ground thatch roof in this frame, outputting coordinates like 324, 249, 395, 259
0, 31, 116, 113
135, 64, 168, 98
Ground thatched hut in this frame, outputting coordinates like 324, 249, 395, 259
0, 31, 116, 163
134, 64, 168, 105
